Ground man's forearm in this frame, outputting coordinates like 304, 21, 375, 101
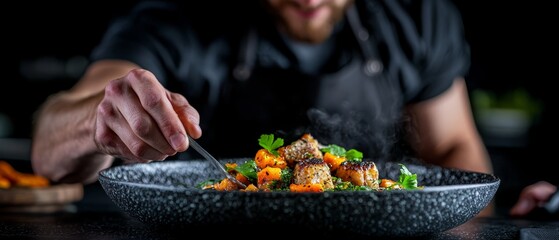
442, 139, 493, 174
31, 91, 113, 184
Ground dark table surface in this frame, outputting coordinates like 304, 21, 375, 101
1, 182, 558, 240
1, 140, 558, 240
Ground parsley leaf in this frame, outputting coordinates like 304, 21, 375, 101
397, 164, 423, 190
258, 134, 284, 156
345, 149, 363, 162
320, 144, 363, 162
233, 160, 258, 182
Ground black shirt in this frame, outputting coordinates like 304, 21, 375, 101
90, 0, 470, 160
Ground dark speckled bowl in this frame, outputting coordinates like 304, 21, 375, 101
98, 159, 499, 238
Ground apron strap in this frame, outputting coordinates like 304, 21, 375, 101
233, 28, 257, 81
346, 4, 383, 76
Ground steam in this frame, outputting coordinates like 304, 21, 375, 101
304, 108, 416, 164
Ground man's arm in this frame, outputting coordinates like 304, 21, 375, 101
406, 78, 494, 217
32, 59, 204, 184
405, 78, 493, 174
31, 60, 139, 184
31, 59, 203, 184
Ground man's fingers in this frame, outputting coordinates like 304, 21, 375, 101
509, 181, 558, 216
126, 69, 188, 153
170, 92, 202, 139
96, 97, 170, 161
510, 199, 535, 216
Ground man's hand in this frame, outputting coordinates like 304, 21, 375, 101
510, 181, 557, 217
94, 69, 202, 163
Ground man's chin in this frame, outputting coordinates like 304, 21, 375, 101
286, 27, 333, 44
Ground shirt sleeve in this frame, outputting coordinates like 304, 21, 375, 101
413, 0, 471, 102
372, 0, 471, 103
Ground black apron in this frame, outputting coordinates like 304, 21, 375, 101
205, 5, 408, 161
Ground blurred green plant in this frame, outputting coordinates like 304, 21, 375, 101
471, 88, 542, 120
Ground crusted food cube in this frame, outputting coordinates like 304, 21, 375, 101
292, 158, 334, 190
278, 133, 323, 167
335, 161, 379, 189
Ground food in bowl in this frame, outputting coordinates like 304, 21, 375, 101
199, 133, 423, 192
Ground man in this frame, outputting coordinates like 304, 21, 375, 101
31, 0, 492, 188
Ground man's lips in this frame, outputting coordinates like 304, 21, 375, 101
296, 8, 321, 19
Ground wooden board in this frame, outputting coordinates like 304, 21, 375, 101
0, 183, 83, 213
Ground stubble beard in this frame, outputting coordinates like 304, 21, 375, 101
271, 0, 352, 44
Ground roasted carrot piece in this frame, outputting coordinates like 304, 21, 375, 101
254, 149, 287, 169
225, 162, 237, 171
323, 152, 345, 172
0, 176, 10, 189
214, 178, 240, 191
14, 173, 50, 188
0, 161, 19, 182
0, 160, 50, 188
257, 167, 282, 185
380, 179, 401, 189
289, 183, 324, 192
242, 184, 259, 192
235, 172, 251, 186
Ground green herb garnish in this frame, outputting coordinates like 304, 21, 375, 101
231, 160, 258, 182
269, 168, 293, 190
258, 134, 284, 156
320, 144, 363, 162
196, 179, 220, 189
332, 177, 373, 191
396, 164, 423, 190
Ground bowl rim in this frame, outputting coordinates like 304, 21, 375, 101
98, 160, 500, 193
